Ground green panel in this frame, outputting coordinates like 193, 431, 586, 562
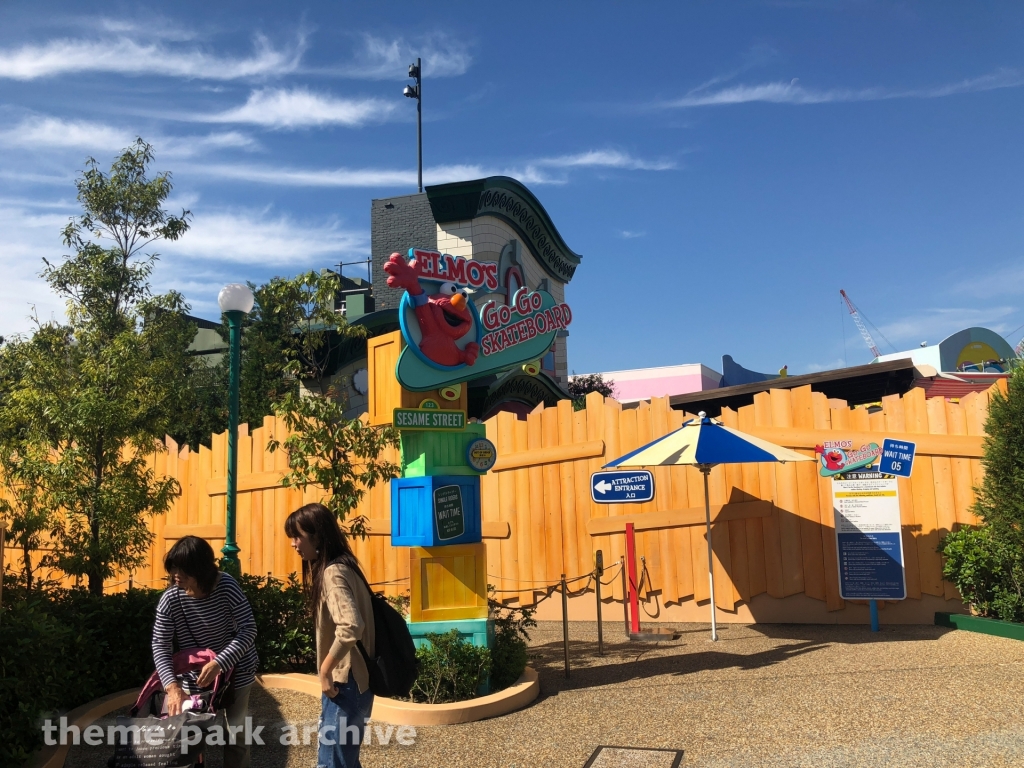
407, 617, 494, 695
401, 423, 487, 477
935, 612, 1024, 641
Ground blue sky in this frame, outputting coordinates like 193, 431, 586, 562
2, 2, 1024, 376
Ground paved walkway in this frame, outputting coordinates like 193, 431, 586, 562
65, 620, 1024, 767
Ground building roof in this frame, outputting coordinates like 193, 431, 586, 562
667, 358, 920, 416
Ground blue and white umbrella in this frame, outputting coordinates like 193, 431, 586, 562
605, 411, 813, 640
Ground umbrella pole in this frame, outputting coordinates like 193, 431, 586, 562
702, 466, 718, 642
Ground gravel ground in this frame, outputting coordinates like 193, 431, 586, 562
62, 620, 1024, 768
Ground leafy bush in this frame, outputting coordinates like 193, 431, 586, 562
0, 597, 76, 767
238, 573, 315, 673
942, 526, 1024, 622
489, 599, 536, 691
0, 570, 319, 765
409, 630, 491, 704
941, 368, 1024, 623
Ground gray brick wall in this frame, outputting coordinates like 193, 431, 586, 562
370, 193, 438, 311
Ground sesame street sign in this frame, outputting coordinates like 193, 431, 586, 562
385, 248, 572, 392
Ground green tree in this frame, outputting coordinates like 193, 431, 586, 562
0, 344, 53, 591
941, 369, 1024, 621
6, 139, 191, 594
568, 372, 615, 411
266, 271, 399, 534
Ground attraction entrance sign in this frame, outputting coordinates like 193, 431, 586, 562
832, 470, 907, 602
385, 249, 572, 391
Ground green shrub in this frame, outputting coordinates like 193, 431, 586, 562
941, 367, 1024, 623
0, 597, 76, 767
942, 526, 1024, 622
238, 573, 315, 673
410, 631, 491, 704
0, 571, 318, 765
489, 599, 536, 691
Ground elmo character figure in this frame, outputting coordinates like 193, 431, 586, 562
384, 252, 480, 367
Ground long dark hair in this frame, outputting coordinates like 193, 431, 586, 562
284, 503, 363, 614
164, 536, 219, 595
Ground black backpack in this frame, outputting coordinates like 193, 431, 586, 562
350, 566, 419, 698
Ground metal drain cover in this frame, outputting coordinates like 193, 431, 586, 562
583, 746, 684, 768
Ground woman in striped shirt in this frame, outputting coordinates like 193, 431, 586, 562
152, 535, 259, 768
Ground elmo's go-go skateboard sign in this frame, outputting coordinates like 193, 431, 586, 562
385, 248, 571, 391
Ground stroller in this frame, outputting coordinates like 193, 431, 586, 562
108, 648, 234, 768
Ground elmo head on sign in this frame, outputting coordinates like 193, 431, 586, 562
384, 252, 480, 367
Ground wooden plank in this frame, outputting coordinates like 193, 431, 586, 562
572, 409, 594, 581
237, 430, 253, 574
556, 400, 580, 581
492, 412, 518, 599
586, 501, 772, 534
541, 407, 564, 583
634, 401, 663, 600
210, 430, 226, 530
811, 391, 843, 611
491, 439, 605, 472
926, 397, 960, 602
584, 393, 614, 599
769, 389, 805, 597
744, 426, 982, 458
513, 417, 534, 606
481, 417, 502, 583
903, 388, 944, 596
737, 404, 767, 599
604, 399, 625, 601
882, 395, 921, 600
249, 425, 265, 578
207, 470, 286, 496
962, 391, 987, 524
527, 409, 548, 593
163, 524, 227, 540
650, 397, 679, 605
753, 392, 785, 598
790, 386, 827, 603
945, 400, 977, 527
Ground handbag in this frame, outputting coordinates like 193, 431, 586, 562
108, 710, 216, 768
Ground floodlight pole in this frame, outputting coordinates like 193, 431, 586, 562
701, 464, 719, 641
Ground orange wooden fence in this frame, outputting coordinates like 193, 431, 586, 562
5, 381, 1000, 617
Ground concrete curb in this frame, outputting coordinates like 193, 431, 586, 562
260, 667, 541, 726
30, 667, 540, 766
935, 611, 1024, 641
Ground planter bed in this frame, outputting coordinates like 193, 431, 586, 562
935, 611, 1024, 641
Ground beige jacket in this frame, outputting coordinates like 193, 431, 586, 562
316, 560, 376, 694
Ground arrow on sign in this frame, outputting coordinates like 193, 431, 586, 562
594, 480, 613, 494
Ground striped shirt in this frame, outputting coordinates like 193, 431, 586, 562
152, 572, 258, 691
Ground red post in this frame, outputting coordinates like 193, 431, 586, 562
625, 522, 640, 635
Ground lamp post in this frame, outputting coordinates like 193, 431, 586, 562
404, 57, 422, 192
218, 283, 254, 575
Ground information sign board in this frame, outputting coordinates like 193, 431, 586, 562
434, 485, 465, 541
832, 471, 906, 600
879, 438, 916, 478
393, 408, 466, 431
591, 470, 655, 504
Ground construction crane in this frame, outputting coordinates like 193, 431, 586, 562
840, 289, 882, 359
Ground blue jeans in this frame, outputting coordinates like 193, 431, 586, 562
318, 675, 374, 768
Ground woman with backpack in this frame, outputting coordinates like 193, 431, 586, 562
285, 503, 376, 768
152, 535, 258, 768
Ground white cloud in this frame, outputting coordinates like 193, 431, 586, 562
0, 116, 132, 151
877, 306, 1019, 346
0, 32, 303, 80
0, 116, 258, 157
194, 88, 397, 128
0, 202, 72, 334
803, 357, 848, 373
332, 33, 471, 79
618, 230, 646, 239
662, 68, 1024, 108
164, 208, 367, 267
535, 149, 675, 171
183, 148, 673, 188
